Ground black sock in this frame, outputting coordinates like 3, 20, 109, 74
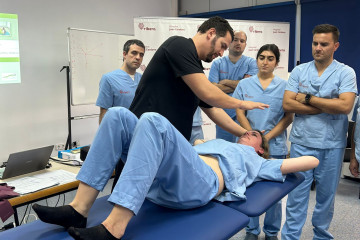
68, 224, 120, 240
32, 204, 87, 229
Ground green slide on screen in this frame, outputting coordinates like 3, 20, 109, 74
0, 13, 21, 84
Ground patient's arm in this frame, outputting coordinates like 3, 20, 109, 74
280, 156, 319, 174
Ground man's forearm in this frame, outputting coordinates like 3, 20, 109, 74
203, 107, 247, 136
236, 109, 252, 131
306, 95, 355, 115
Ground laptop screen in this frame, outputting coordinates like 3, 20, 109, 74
1, 145, 54, 179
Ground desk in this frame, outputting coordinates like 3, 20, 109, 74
0, 161, 81, 226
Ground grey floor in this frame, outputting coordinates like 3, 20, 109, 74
1, 178, 359, 239
230, 177, 360, 240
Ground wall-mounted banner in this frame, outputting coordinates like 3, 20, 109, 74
134, 17, 290, 80
134, 17, 290, 140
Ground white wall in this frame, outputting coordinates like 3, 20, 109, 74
0, 0, 177, 161
179, 0, 293, 15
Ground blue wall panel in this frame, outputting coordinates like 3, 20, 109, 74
300, 0, 360, 89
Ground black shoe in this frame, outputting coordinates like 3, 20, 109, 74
265, 235, 278, 240
244, 232, 259, 240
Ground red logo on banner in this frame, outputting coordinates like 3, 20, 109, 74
140, 64, 146, 72
138, 23, 156, 31
249, 26, 262, 33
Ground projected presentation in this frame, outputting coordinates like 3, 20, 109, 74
0, 13, 21, 84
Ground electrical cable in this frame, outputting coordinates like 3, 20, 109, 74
19, 204, 30, 225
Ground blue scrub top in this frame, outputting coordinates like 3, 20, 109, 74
194, 139, 285, 202
96, 69, 142, 109
233, 75, 288, 155
286, 60, 357, 149
208, 55, 258, 118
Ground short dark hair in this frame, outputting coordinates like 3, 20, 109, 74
256, 44, 280, 63
198, 16, 234, 41
254, 129, 270, 159
312, 24, 340, 43
123, 39, 145, 53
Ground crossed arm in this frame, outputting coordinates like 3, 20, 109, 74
282, 90, 355, 115
211, 74, 252, 94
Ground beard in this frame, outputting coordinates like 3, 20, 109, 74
204, 37, 217, 63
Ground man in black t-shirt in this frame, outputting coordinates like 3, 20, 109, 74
130, 16, 269, 140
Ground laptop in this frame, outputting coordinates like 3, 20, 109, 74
1, 145, 54, 179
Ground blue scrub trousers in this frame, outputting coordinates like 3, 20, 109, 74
246, 155, 285, 237
77, 107, 219, 215
281, 144, 344, 240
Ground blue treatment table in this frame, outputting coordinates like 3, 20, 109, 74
0, 173, 304, 239
223, 173, 305, 216
0, 197, 249, 240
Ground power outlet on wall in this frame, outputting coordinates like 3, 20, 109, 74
55, 143, 65, 151
72, 140, 80, 148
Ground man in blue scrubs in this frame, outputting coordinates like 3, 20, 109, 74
209, 31, 258, 142
281, 24, 357, 240
96, 39, 145, 123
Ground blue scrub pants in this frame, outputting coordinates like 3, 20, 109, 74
246, 155, 285, 237
77, 107, 219, 215
216, 114, 237, 142
281, 144, 344, 240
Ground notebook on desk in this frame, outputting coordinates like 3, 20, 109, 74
1, 145, 54, 179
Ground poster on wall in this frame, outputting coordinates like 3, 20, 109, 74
0, 13, 21, 84
134, 17, 290, 139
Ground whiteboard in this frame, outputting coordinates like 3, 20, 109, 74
68, 28, 133, 105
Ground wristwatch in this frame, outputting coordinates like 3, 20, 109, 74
305, 94, 312, 105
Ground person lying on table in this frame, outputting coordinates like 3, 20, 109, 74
33, 107, 319, 240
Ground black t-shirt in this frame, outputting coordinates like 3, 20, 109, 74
130, 36, 212, 140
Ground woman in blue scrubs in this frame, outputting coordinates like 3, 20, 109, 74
233, 44, 293, 240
